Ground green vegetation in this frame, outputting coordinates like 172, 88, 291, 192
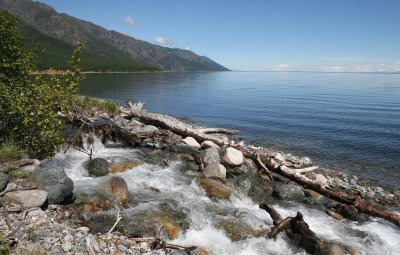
0, 234, 11, 255
18, 19, 161, 72
0, 141, 24, 163
0, 10, 83, 158
71, 96, 121, 118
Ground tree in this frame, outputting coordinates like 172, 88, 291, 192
0, 10, 84, 158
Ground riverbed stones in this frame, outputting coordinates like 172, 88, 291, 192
201, 141, 220, 149
34, 160, 74, 204
0, 172, 9, 191
171, 144, 198, 154
201, 148, 220, 165
87, 158, 110, 177
203, 163, 226, 179
215, 219, 256, 241
3, 190, 48, 208
223, 147, 245, 166
273, 183, 305, 201
182, 136, 201, 149
196, 178, 232, 199
99, 176, 129, 203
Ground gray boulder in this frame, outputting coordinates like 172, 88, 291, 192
34, 160, 74, 204
201, 148, 220, 165
87, 158, 110, 177
0, 172, 9, 192
4, 190, 48, 208
171, 144, 198, 154
274, 184, 305, 202
142, 125, 158, 132
203, 163, 226, 179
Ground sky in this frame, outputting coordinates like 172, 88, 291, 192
38, 0, 400, 72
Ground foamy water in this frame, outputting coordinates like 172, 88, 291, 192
53, 137, 400, 255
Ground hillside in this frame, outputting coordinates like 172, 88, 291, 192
0, 0, 229, 72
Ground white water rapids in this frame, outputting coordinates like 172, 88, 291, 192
51, 137, 400, 255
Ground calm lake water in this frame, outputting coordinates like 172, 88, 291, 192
79, 72, 400, 190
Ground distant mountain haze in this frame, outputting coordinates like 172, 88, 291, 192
0, 0, 229, 72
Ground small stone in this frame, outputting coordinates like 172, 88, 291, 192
77, 226, 89, 233
62, 242, 72, 252
325, 209, 344, 221
3, 190, 48, 208
182, 137, 201, 149
142, 125, 158, 132
64, 234, 74, 242
223, 147, 245, 166
203, 163, 226, 179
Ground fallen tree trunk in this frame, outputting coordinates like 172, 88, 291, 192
260, 204, 328, 254
125, 110, 239, 146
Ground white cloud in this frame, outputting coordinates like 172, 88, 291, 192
273, 64, 289, 71
154, 36, 176, 47
124, 16, 136, 25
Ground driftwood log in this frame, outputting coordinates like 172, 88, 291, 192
125, 109, 239, 146
261, 204, 344, 255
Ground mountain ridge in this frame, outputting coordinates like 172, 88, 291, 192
0, 0, 229, 72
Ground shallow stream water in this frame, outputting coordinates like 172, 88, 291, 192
51, 137, 400, 255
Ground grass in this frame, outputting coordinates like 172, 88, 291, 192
0, 234, 11, 255
72, 96, 121, 118
0, 141, 24, 163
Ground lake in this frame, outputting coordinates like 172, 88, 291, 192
79, 71, 400, 190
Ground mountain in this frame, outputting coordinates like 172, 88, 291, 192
0, 0, 229, 72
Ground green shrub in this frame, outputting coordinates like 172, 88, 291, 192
72, 96, 120, 118
0, 234, 11, 255
0, 141, 24, 163
0, 10, 84, 158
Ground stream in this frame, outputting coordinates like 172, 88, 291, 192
52, 136, 400, 255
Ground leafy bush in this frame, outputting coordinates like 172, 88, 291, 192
0, 234, 10, 255
71, 96, 120, 118
0, 10, 84, 158
0, 141, 24, 163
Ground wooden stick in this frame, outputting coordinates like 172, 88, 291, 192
107, 210, 122, 234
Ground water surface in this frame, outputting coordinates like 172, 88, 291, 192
79, 72, 400, 189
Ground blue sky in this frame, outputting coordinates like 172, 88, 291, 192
38, 0, 400, 72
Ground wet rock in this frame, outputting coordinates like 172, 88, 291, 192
0, 172, 9, 192
193, 246, 209, 255
273, 184, 305, 202
201, 148, 220, 165
109, 160, 142, 173
247, 175, 275, 204
142, 125, 158, 132
303, 188, 321, 199
3, 190, 47, 208
99, 176, 129, 203
87, 158, 110, 177
214, 219, 256, 241
34, 160, 74, 204
182, 137, 201, 149
203, 163, 226, 179
201, 141, 220, 149
196, 178, 232, 199
325, 243, 346, 255
223, 147, 245, 166
171, 144, 198, 154
226, 175, 252, 196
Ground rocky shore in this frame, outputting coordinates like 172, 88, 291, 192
1, 104, 399, 254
